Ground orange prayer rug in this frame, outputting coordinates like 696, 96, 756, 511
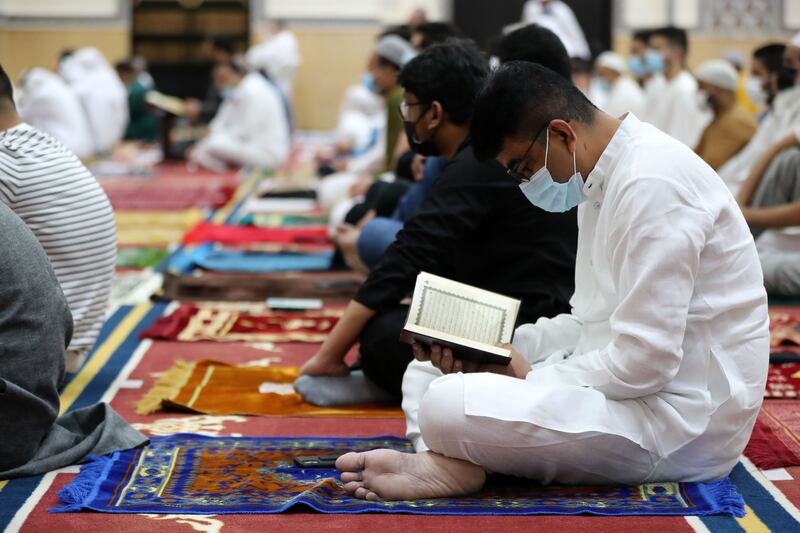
140, 303, 342, 343
136, 359, 402, 418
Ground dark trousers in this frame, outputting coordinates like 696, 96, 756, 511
358, 305, 413, 398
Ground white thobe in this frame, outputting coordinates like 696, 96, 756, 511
718, 85, 800, 195
402, 113, 769, 484
17, 68, 94, 158
60, 48, 128, 155
191, 73, 290, 171
522, 0, 591, 60
245, 30, 301, 96
600, 76, 645, 119
643, 70, 709, 148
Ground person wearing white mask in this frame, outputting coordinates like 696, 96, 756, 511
643, 26, 708, 147
188, 61, 290, 172
335, 62, 767, 501
693, 59, 757, 170
718, 42, 800, 194
521, 0, 590, 60
58, 47, 128, 155
245, 19, 301, 97
591, 51, 645, 118
16, 68, 93, 158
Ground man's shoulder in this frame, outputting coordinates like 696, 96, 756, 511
442, 144, 508, 181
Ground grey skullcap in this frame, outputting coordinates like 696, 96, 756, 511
375, 35, 417, 68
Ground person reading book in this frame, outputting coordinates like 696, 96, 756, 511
295, 40, 578, 406
335, 62, 768, 500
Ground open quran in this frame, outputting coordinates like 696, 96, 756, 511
399, 272, 520, 365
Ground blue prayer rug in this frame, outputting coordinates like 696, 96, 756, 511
53, 434, 744, 516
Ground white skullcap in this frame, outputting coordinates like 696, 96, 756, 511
375, 35, 417, 68
695, 59, 739, 91
792, 32, 800, 48
595, 51, 626, 74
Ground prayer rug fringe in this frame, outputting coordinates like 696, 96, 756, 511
135, 360, 196, 415
53, 454, 112, 513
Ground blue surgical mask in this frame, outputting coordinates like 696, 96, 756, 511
362, 73, 378, 94
519, 128, 586, 213
643, 49, 665, 75
628, 56, 645, 78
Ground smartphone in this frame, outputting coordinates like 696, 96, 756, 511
294, 454, 340, 468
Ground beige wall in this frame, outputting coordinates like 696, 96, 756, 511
0, 27, 129, 82
291, 26, 379, 130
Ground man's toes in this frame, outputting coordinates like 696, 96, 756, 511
336, 452, 365, 472
343, 481, 364, 493
354, 486, 371, 499
365, 490, 381, 501
340, 471, 363, 483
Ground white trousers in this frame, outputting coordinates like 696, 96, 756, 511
402, 361, 734, 485
756, 230, 800, 297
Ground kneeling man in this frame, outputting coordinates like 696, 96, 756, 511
337, 62, 769, 500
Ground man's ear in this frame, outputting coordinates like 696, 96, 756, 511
548, 119, 577, 153
428, 101, 444, 130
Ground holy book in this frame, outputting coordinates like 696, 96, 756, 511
399, 272, 520, 365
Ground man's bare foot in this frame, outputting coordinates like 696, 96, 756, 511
299, 352, 350, 377
336, 449, 486, 501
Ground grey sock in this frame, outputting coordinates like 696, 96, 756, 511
294, 370, 397, 406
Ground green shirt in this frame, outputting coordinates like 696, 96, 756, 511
384, 85, 405, 172
125, 79, 161, 142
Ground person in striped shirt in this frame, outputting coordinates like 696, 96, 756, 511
0, 64, 116, 372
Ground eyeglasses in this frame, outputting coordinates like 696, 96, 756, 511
398, 100, 424, 120
505, 121, 553, 183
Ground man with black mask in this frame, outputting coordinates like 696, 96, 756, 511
295, 39, 578, 405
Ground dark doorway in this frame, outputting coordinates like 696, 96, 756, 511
453, 0, 612, 58
131, 0, 250, 99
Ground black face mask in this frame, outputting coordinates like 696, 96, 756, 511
403, 106, 438, 157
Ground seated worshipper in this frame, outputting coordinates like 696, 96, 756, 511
317, 33, 416, 212
59, 47, 128, 155
410, 22, 463, 53
296, 41, 578, 406
0, 66, 116, 373
245, 19, 301, 97
522, 0, 590, 60
188, 61, 290, 172
736, 129, 800, 296
336, 62, 768, 500
693, 59, 757, 170
115, 60, 161, 142
626, 30, 652, 87
643, 27, 708, 147
341, 23, 576, 272
0, 200, 145, 479
591, 51, 645, 117
718, 42, 800, 194
16, 67, 93, 158
184, 37, 235, 125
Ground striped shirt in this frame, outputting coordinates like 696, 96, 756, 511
0, 122, 116, 352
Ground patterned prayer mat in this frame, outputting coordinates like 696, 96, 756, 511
102, 181, 237, 210
116, 247, 171, 270
53, 434, 744, 516
160, 271, 364, 301
182, 223, 330, 246
766, 363, 800, 398
237, 213, 328, 227
167, 244, 334, 274
116, 209, 204, 247
140, 304, 341, 342
135, 360, 402, 418
770, 307, 800, 358
744, 400, 800, 469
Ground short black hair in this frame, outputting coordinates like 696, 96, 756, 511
380, 25, 412, 43
209, 36, 235, 55
0, 64, 13, 106
398, 39, 488, 126
471, 61, 597, 161
413, 22, 463, 50
214, 60, 245, 76
754, 43, 795, 91
632, 29, 652, 43
492, 24, 571, 80
115, 60, 134, 73
650, 26, 688, 55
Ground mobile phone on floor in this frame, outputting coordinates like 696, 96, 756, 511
294, 454, 340, 468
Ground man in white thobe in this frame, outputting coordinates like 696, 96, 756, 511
245, 20, 301, 97
59, 47, 128, 155
591, 51, 645, 118
335, 62, 768, 501
17, 68, 93, 158
643, 27, 708, 148
718, 41, 800, 195
189, 62, 290, 172
522, 0, 590, 60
